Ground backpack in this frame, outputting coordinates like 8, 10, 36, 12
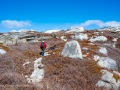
41, 42, 44, 49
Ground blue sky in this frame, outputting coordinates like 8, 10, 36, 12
0, 0, 120, 32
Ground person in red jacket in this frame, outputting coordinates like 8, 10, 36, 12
40, 41, 46, 56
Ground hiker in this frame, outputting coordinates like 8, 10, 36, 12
40, 41, 46, 56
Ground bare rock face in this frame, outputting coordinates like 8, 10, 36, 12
61, 40, 83, 59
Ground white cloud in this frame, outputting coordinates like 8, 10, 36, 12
1, 20, 31, 28
104, 21, 120, 27
80, 20, 120, 28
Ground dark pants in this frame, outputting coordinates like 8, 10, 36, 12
41, 49, 44, 56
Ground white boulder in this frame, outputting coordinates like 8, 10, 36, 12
71, 33, 88, 40
93, 55, 100, 61
96, 80, 112, 90
0, 49, 7, 54
97, 57, 117, 70
61, 40, 83, 59
98, 47, 107, 55
89, 36, 107, 42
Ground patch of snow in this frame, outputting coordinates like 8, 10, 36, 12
28, 58, 44, 83
23, 61, 30, 66
45, 30, 60, 33
89, 36, 107, 42
98, 47, 107, 55
0, 49, 7, 54
71, 33, 88, 40
60, 36, 67, 41
66, 27, 84, 33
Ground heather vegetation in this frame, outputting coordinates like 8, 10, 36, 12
0, 29, 120, 90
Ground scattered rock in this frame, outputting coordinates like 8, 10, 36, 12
97, 57, 118, 70
60, 36, 67, 41
28, 58, 44, 83
98, 47, 107, 55
0, 49, 7, 54
96, 70, 120, 90
89, 36, 107, 42
71, 33, 88, 40
61, 40, 83, 59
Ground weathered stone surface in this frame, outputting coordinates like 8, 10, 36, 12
61, 40, 83, 59
71, 33, 88, 40
0, 32, 37, 45
96, 70, 120, 90
97, 57, 118, 70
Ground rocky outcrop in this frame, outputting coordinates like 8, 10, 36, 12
61, 40, 83, 59
100, 26, 120, 32
38, 36, 52, 41
71, 33, 88, 40
96, 70, 120, 90
89, 36, 107, 42
0, 32, 38, 45
27, 58, 44, 83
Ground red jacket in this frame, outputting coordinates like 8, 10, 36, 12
40, 42, 46, 49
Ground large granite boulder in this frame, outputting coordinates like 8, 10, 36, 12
61, 40, 83, 59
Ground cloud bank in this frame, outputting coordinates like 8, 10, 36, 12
79, 20, 120, 29
1, 20, 31, 28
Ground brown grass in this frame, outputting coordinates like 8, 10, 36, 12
40, 55, 102, 90
1, 30, 120, 90
113, 72, 120, 82
23, 50, 40, 58
0, 44, 10, 51
106, 36, 113, 41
